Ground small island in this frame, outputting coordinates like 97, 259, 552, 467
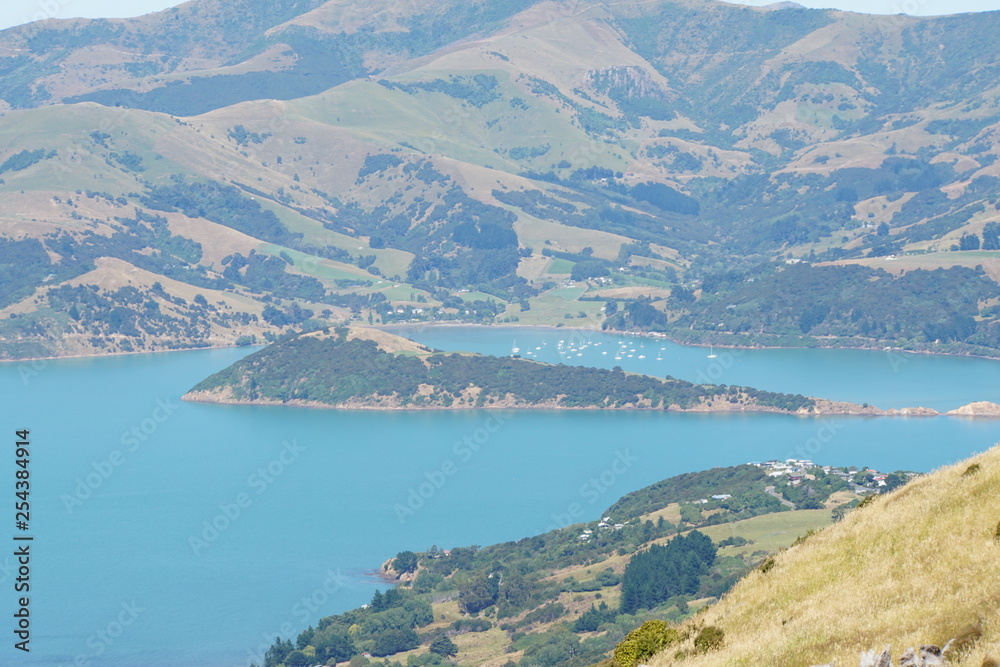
183, 327, 1000, 416
183, 327, 856, 414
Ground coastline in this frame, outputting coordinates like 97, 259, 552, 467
181, 390, 1000, 419
4, 320, 1000, 364
0, 341, 264, 365
378, 322, 1000, 363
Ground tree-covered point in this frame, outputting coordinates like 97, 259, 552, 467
607, 465, 776, 520
252, 485, 727, 667
258, 587, 433, 667
252, 459, 880, 667
393, 551, 419, 574
187, 328, 815, 412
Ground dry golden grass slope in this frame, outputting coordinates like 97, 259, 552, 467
649, 444, 1000, 667
303, 325, 433, 355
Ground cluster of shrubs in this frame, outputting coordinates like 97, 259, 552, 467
612, 620, 725, 667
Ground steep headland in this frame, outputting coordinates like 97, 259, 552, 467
637, 447, 1000, 666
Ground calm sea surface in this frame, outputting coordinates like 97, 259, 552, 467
2, 326, 998, 667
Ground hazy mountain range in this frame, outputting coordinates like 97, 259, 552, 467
1, 0, 998, 360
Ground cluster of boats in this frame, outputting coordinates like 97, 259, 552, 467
511, 338, 694, 362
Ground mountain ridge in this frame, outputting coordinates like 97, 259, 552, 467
1, 0, 1000, 360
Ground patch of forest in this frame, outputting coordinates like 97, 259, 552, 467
605, 263, 1000, 354
186, 328, 815, 412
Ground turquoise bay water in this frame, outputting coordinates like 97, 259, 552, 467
1, 327, 998, 667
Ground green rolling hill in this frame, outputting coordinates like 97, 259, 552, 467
1, 0, 999, 359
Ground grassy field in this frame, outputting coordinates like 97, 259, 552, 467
513, 216, 630, 261
517, 255, 555, 284
293, 77, 524, 171
457, 291, 508, 304
254, 198, 415, 278
640, 503, 682, 526
0, 105, 177, 194
257, 244, 377, 284
651, 446, 1000, 666
439, 506, 841, 667
695, 509, 835, 558
821, 250, 1000, 284
546, 258, 574, 274
629, 255, 683, 273
454, 627, 514, 666
511, 285, 605, 326
374, 283, 437, 303
590, 286, 673, 300
543, 508, 836, 601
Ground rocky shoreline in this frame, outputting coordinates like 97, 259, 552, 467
181, 389, 1000, 419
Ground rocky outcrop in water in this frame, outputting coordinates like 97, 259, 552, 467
947, 401, 1000, 417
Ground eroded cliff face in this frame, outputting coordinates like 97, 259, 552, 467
947, 401, 1000, 417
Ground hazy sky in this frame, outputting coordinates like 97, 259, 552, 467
0, 0, 998, 31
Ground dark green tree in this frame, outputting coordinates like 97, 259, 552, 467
572, 601, 616, 632
619, 531, 716, 614
429, 635, 458, 657
318, 634, 357, 663
296, 628, 315, 650
458, 574, 499, 613
983, 222, 1000, 250
959, 233, 981, 250
497, 572, 532, 612
394, 550, 418, 574
571, 259, 611, 281
263, 637, 293, 667
371, 628, 419, 656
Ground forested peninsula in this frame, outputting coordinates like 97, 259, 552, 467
184, 327, 826, 413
